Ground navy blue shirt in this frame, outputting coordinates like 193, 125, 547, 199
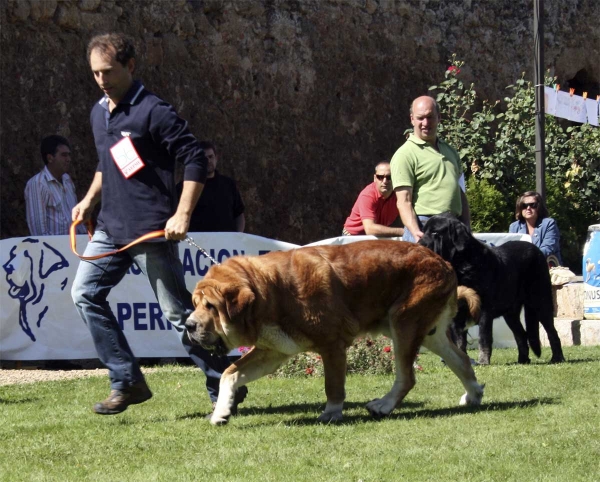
178, 170, 245, 232
90, 80, 207, 244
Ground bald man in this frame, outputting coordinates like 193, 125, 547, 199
390, 96, 470, 242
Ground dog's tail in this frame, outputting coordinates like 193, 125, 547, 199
457, 286, 481, 328
524, 306, 542, 358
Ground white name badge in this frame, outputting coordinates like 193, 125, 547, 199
110, 136, 145, 179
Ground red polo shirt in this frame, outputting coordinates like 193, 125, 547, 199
343, 182, 399, 235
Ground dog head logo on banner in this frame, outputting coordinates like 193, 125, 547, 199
2, 238, 70, 342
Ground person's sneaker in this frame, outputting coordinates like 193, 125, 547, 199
205, 386, 248, 420
93, 380, 152, 415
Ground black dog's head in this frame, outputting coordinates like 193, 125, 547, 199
418, 213, 473, 262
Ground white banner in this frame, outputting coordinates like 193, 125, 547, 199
0, 232, 528, 360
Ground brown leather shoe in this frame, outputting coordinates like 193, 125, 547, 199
93, 380, 152, 415
205, 386, 248, 419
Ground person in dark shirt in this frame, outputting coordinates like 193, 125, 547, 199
71, 33, 246, 416
183, 141, 245, 233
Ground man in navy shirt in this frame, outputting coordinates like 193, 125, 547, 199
71, 33, 246, 416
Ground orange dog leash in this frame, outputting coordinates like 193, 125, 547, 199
69, 220, 165, 260
69, 220, 220, 264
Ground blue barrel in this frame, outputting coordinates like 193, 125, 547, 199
583, 224, 600, 319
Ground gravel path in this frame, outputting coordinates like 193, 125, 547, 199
0, 368, 109, 386
0, 366, 166, 386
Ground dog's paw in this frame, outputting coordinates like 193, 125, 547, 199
209, 413, 231, 426
550, 355, 565, 364
365, 398, 394, 418
209, 404, 233, 426
317, 411, 343, 423
460, 384, 484, 406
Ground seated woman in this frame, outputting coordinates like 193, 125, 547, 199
509, 191, 562, 265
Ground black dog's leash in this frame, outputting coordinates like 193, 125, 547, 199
184, 236, 220, 265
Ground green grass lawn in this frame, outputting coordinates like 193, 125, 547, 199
1, 346, 599, 482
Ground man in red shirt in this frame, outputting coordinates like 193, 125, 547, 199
343, 161, 404, 237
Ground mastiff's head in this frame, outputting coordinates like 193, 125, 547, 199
419, 213, 473, 262
185, 276, 256, 356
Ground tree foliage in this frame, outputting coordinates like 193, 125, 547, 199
429, 55, 600, 272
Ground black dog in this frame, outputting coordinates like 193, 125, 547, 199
419, 213, 565, 365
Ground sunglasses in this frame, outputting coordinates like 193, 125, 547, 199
375, 174, 392, 181
521, 202, 538, 210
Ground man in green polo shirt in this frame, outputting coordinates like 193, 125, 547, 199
390, 95, 471, 242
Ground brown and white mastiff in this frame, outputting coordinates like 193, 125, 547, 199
185, 240, 483, 425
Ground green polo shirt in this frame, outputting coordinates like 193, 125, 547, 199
390, 134, 463, 216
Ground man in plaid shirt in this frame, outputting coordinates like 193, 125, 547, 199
25, 135, 86, 236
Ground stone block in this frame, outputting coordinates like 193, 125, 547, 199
540, 318, 600, 347
552, 282, 584, 319
580, 320, 600, 346
541, 319, 578, 347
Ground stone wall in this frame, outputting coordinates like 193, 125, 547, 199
1, 0, 598, 244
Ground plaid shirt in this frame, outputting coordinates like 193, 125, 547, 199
24, 166, 85, 235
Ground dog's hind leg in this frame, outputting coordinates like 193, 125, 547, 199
450, 318, 467, 353
421, 311, 484, 406
318, 343, 348, 423
450, 309, 469, 353
544, 325, 565, 363
527, 303, 565, 363
210, 348, 290, 425
503, 309, 531, 364
365, 315, 420, 418
526, 266, 564, 363
477, 312, 494, 365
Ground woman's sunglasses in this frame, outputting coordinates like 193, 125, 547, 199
521, 202, 538, 210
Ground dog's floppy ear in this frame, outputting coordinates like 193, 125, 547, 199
449, 219, 472, 254
222, 284, 255, 324
425, 217, 455, 260
192, 281, 219, 308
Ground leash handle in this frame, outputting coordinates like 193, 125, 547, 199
69, 220, 165, 260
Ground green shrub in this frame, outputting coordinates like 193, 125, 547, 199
274, 336, 397, 378
429, 55, 600, 272
466, 177, 513, 233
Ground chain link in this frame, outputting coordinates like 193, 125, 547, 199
184, 236, 220, 265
